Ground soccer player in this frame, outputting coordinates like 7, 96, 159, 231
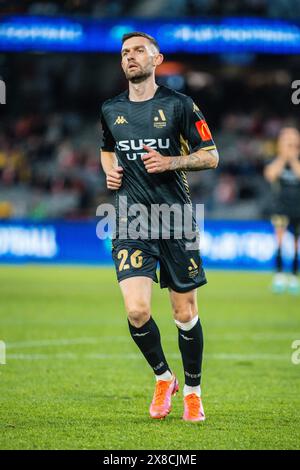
264, 127, 300, 294
100, 32, 219, 421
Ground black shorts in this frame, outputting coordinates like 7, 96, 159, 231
271, 214, 300, 237
112, 238, 207, 293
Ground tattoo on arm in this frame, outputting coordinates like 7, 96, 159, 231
169, 150, 218, 171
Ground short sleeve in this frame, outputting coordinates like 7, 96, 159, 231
100, 106, 116, 152
180, 97, 216, 153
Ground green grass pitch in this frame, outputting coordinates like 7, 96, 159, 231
0, 265, 300, 450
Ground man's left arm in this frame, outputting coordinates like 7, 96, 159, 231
142, 147, 218, 173
142, 97, 219, 173
168, 147, 219, 171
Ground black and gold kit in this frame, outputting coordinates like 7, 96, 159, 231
100, 85, 217, 292
271, 161, 300, 236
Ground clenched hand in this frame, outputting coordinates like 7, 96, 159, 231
106, 166, 123, 190
141, 145, 172, 174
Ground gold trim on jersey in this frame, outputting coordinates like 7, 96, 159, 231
193, 102, 200, 113
180, 134, 190, 156
201, 145, 216, 151
179, 134, 192, 202
180, 170, 191, 198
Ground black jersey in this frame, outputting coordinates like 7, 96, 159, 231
275, 162, 300, 218
100, 85, 216, 238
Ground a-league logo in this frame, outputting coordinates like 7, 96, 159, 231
0, 79, 6, 104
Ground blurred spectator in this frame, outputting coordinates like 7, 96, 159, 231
214, 174, 238, 206
1, 0, 300, 18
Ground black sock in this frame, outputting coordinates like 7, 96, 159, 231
292, 237, 299, 276
276, 246, 283, 272
177, 318, 203, 387
128, 317, 170, 375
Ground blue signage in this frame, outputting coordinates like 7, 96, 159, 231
0, 219, 297, 271
0, 16, 300, 54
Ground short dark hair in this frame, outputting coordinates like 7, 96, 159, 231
121, 31, 160, 52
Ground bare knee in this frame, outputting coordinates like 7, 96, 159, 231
120, 277, 152, 328
172, 301, 198, 324
127, 305, 150, 328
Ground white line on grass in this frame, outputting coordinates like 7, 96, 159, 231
6, 352, 289, 362
6, 333, 300, 350
6, 337, 100, 349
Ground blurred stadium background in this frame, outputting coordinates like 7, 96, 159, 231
1, 0, 300, 268
0, 0, 300, 448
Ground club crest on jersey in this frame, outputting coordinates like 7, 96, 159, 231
114, 115, 128, 125
154, 109, 167, 128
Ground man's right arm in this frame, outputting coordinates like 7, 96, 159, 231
100, 151, 123, 190
100, 106, 123, 190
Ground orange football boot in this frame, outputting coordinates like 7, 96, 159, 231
183, 393, 205, 422
149, 375, 179, 419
